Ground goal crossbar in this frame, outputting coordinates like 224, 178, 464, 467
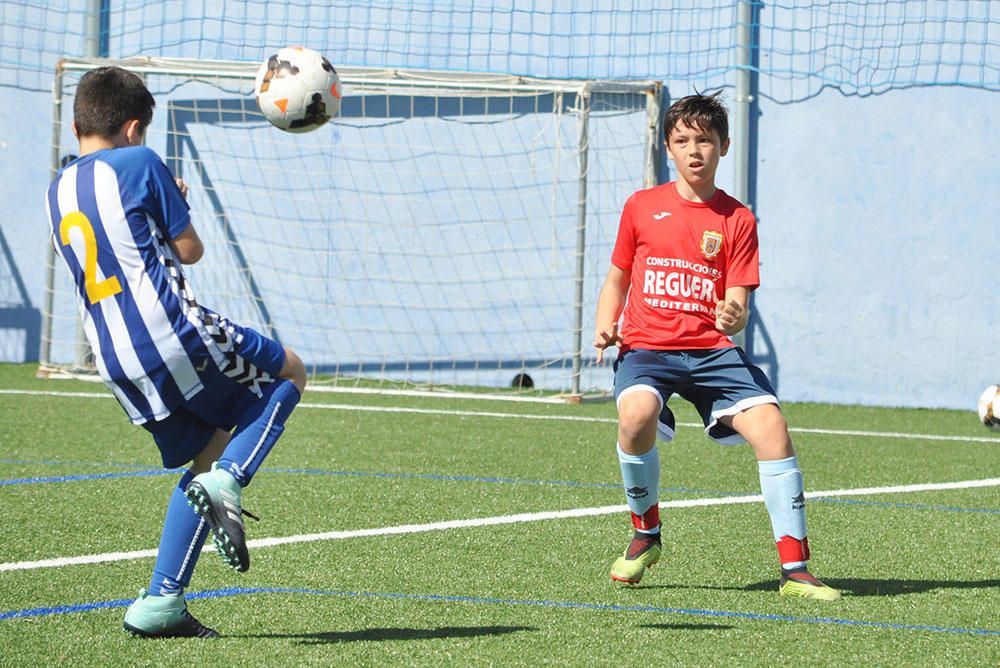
57, 56, 659, 96
42, 56, 663, 399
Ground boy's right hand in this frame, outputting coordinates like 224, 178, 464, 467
594, 323, 623, 364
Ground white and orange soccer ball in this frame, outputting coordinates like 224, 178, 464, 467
254, 46, 342, 133
978, 385, 1000, 431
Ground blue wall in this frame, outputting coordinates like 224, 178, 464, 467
750, 86, 999, 408
0, 88, 52, 364
1, 1, 996, 409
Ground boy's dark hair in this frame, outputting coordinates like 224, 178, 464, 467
74, 66, 155, 139
663, 91, 728, 144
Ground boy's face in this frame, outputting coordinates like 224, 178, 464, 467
665, 121, 729, 188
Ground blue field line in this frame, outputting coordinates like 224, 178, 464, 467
265, 466, 751, 499
0, 458, 679, 494
0, 470, 177, 486
263, 466, 625, 489
2, 586, 998, 637
0, 458, 155, 470
811, 497, 1000, 515
0, 457, 181, 486
0, 596, 136, 621
2, 459, 1000, 515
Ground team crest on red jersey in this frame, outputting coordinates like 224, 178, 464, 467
700, 231, 724, 260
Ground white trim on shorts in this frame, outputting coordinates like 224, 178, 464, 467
706, 394, 779, 445
615, 384, 674, 443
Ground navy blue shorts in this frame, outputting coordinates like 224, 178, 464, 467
613, 347, 778, 445
142, 322, 286, 468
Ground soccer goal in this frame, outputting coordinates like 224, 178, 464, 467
40, 56, 662, 399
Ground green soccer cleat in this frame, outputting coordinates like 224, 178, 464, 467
610, 530, 662, 584
185, 463, 256, 572
122, 589, 219, 639
779, 568, 841, 601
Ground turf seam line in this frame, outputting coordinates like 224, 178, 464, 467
3, 477, 1000, 573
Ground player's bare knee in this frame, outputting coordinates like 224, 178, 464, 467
741, 405, 794, 459
189, 454, 213, 475
758, 404, 789, 438
617, 398, 659, 443
279, 347, 307, 395
736, 403, 787, 440
190, 428, 231, 474
618, 417, 650, 444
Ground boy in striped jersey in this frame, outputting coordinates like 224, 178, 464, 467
46, 66, 308, 637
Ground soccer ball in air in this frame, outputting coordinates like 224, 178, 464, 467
254, 46, 342, 133
977, 385, 1000, 431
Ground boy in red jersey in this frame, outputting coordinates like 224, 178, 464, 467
593, 92, 839, 600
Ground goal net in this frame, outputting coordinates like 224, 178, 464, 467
41, 56, 661, 397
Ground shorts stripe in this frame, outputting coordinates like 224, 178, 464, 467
657, 422, 676, 443
615, 384, 664, 410
706, 394, 779, 444
175, 518, 206, 582
239, 400, 283, 473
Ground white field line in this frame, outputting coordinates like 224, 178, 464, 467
2, 388, 999, 444
35, 372, 580, 403
2, 477, 1000, 574
305, 384, 571, 404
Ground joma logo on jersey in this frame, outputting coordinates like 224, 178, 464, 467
700, 231, 723, 260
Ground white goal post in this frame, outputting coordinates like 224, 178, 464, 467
40, 56, 662, 398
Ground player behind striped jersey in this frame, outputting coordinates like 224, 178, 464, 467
46, 66, 308, 638
593, 92, 839, 600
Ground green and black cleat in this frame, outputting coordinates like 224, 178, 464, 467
185, 463, 258, 573
123, 590, 219, 639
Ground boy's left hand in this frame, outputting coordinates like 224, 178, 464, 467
594, 322, 623, 364
175, 177, 188, 200
714, 298, 746, 335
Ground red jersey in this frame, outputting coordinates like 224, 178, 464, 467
610, 182, 760, 350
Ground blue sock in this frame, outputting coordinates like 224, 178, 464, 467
217, 379, 300, 487
617, 443, 660, 533
758, 455, 809, 568
149, 470, 208, 596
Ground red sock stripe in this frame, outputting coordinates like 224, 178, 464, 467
776, 535, 810, 563
630, 505, 660, 531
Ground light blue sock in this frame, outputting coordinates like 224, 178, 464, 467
617, 443, 660, 533
758, 455, 808, 568
217, 379, 300, 487
149, 470, 208, 596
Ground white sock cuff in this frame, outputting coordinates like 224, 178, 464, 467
616, 443, 659, 465
758, 455, 798, 476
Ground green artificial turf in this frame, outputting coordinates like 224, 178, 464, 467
3, 362, 1000, 666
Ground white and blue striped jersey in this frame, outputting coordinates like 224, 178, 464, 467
45, 146, 245, 424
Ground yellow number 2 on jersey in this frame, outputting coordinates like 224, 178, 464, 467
59, 211, 123, 304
